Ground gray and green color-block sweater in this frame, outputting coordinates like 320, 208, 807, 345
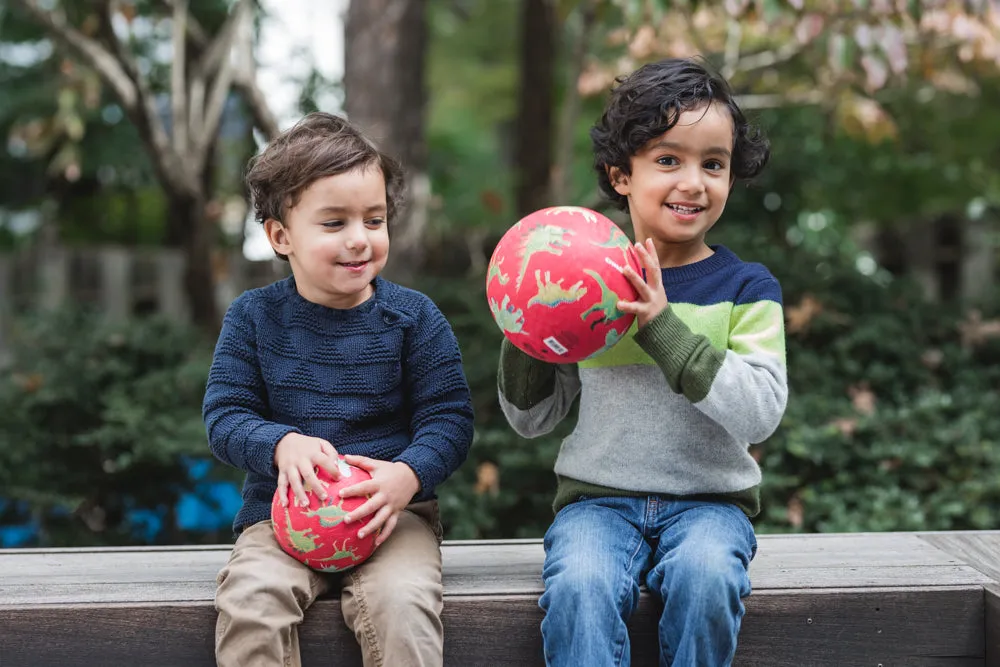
497, 245, 787, 517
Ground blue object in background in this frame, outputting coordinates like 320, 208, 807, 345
0, 458, 242, 547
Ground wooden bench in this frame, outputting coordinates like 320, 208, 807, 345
3, 531, 1000, 666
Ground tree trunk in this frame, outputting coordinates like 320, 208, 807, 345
514, 0, 557, 218
344, 0, 429, 283
167, 191, 218, 329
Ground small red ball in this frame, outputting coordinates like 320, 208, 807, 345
271, 459, 378, 572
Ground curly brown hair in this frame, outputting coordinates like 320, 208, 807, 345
245, 112, 405, 260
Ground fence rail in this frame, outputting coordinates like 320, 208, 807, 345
0, 245, 287, 363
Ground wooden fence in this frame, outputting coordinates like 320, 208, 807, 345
0, 245, 288, 363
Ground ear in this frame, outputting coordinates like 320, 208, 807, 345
607, 166, 630, 196
264, 218, 292, 257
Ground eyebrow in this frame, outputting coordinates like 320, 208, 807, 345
313, 204, 387, 217
648, 140, 732, 159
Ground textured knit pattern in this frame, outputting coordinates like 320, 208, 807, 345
498, 245, 787, 516
204, 276, 475, 533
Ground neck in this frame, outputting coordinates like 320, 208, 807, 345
647, 239, 714, 268
294, 280, 375, 310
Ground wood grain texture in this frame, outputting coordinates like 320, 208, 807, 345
2, 531, 999, 667
0, 587, 985, 666
985, 584, 1000, 667
919, 532, 1000, 583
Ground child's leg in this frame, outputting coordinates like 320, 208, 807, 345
215, 520, 330, 667
340, 500, 444, 667
646, 501, 756, 667
540, 497, 650, 667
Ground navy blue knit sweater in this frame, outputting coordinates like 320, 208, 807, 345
203, 275, 475, 533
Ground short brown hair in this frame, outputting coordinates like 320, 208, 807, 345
246, 112, 405, 259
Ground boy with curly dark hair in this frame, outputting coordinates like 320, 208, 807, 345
204, 111, 474, 667
498, 58, 786, 666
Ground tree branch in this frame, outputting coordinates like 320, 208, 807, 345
10, 0, 137, 107
722, 17, 743, 80
159, 0, 280, 140
11, 0, 192, 193
171, 0, 189, 155
736, 90, 826, 109
552, 0, 598, 205
192, 0, 249, 171
733, 39, 809, 76
681, 10, 712, 57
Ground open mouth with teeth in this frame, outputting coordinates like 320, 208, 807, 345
339, 261, 369, 269
666, 203, 705, 214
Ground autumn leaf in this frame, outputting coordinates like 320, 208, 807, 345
829, 417, 858, 437
786, 493, 804, 529
785, 294, 824, 335
848, 382, 877, 416
920, 348, 944, 370
13, 373, 44, 393
474, 462, 500, 496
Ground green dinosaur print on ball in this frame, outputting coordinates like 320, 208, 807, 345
527, 270, 588, 308
581, 269, 629, 326
516, 225, 575, 290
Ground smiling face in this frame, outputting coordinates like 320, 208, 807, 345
265, 165, 390, 309
609, 102, 735, 267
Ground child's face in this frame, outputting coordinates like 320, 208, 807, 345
266, 165, 390, 309
611, 102, 734, 263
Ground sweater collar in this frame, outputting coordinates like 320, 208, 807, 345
659, 245, 738, 284
282, 275, 387, 318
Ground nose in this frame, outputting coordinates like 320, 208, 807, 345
676, 166, 705, 194
345, 225, 369, 252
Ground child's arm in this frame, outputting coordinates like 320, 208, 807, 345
636, 284, 787, 443
622, 241, 787, 443
496, 339, 580, 438
202, 294, 303, 477
392, 297, 475, 495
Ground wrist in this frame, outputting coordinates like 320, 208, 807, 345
395, 461, 421, 497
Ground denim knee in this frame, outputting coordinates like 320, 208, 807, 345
650, 543, 749, 617
544, 556, 639, 614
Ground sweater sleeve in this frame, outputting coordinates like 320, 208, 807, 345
634, 277, 787, 443
202, 294, 300, 477
393, 298, 475, 494
496, 338, 581, 438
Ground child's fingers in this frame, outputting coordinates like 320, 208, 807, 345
622, 265, 650, 294
310, 451, 339, 487
343, 454, 377, 471
617, 299, 640, 314
339, 479, 378, 499
373, 513, 398, 546
301, 461, 328, 502
641, 239, 663, 288
286, 468, 309, 508
345, 493, 384, 524
277, 471, 290, 507
316, 440, 340, 480
358, 505, 393, 540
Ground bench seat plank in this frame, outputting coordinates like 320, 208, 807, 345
1, 534, 993, 606
2, 532, 999, 666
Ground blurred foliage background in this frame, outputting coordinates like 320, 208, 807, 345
1, 0, 1000, 546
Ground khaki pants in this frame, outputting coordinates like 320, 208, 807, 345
215, 501, 444, 667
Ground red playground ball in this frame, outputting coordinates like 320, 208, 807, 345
271, 459, 378, 572
486, 206, 641, 362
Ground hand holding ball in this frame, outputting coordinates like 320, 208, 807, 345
271, 458, 378, 572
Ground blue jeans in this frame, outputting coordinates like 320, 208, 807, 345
539, 497, 757, 667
